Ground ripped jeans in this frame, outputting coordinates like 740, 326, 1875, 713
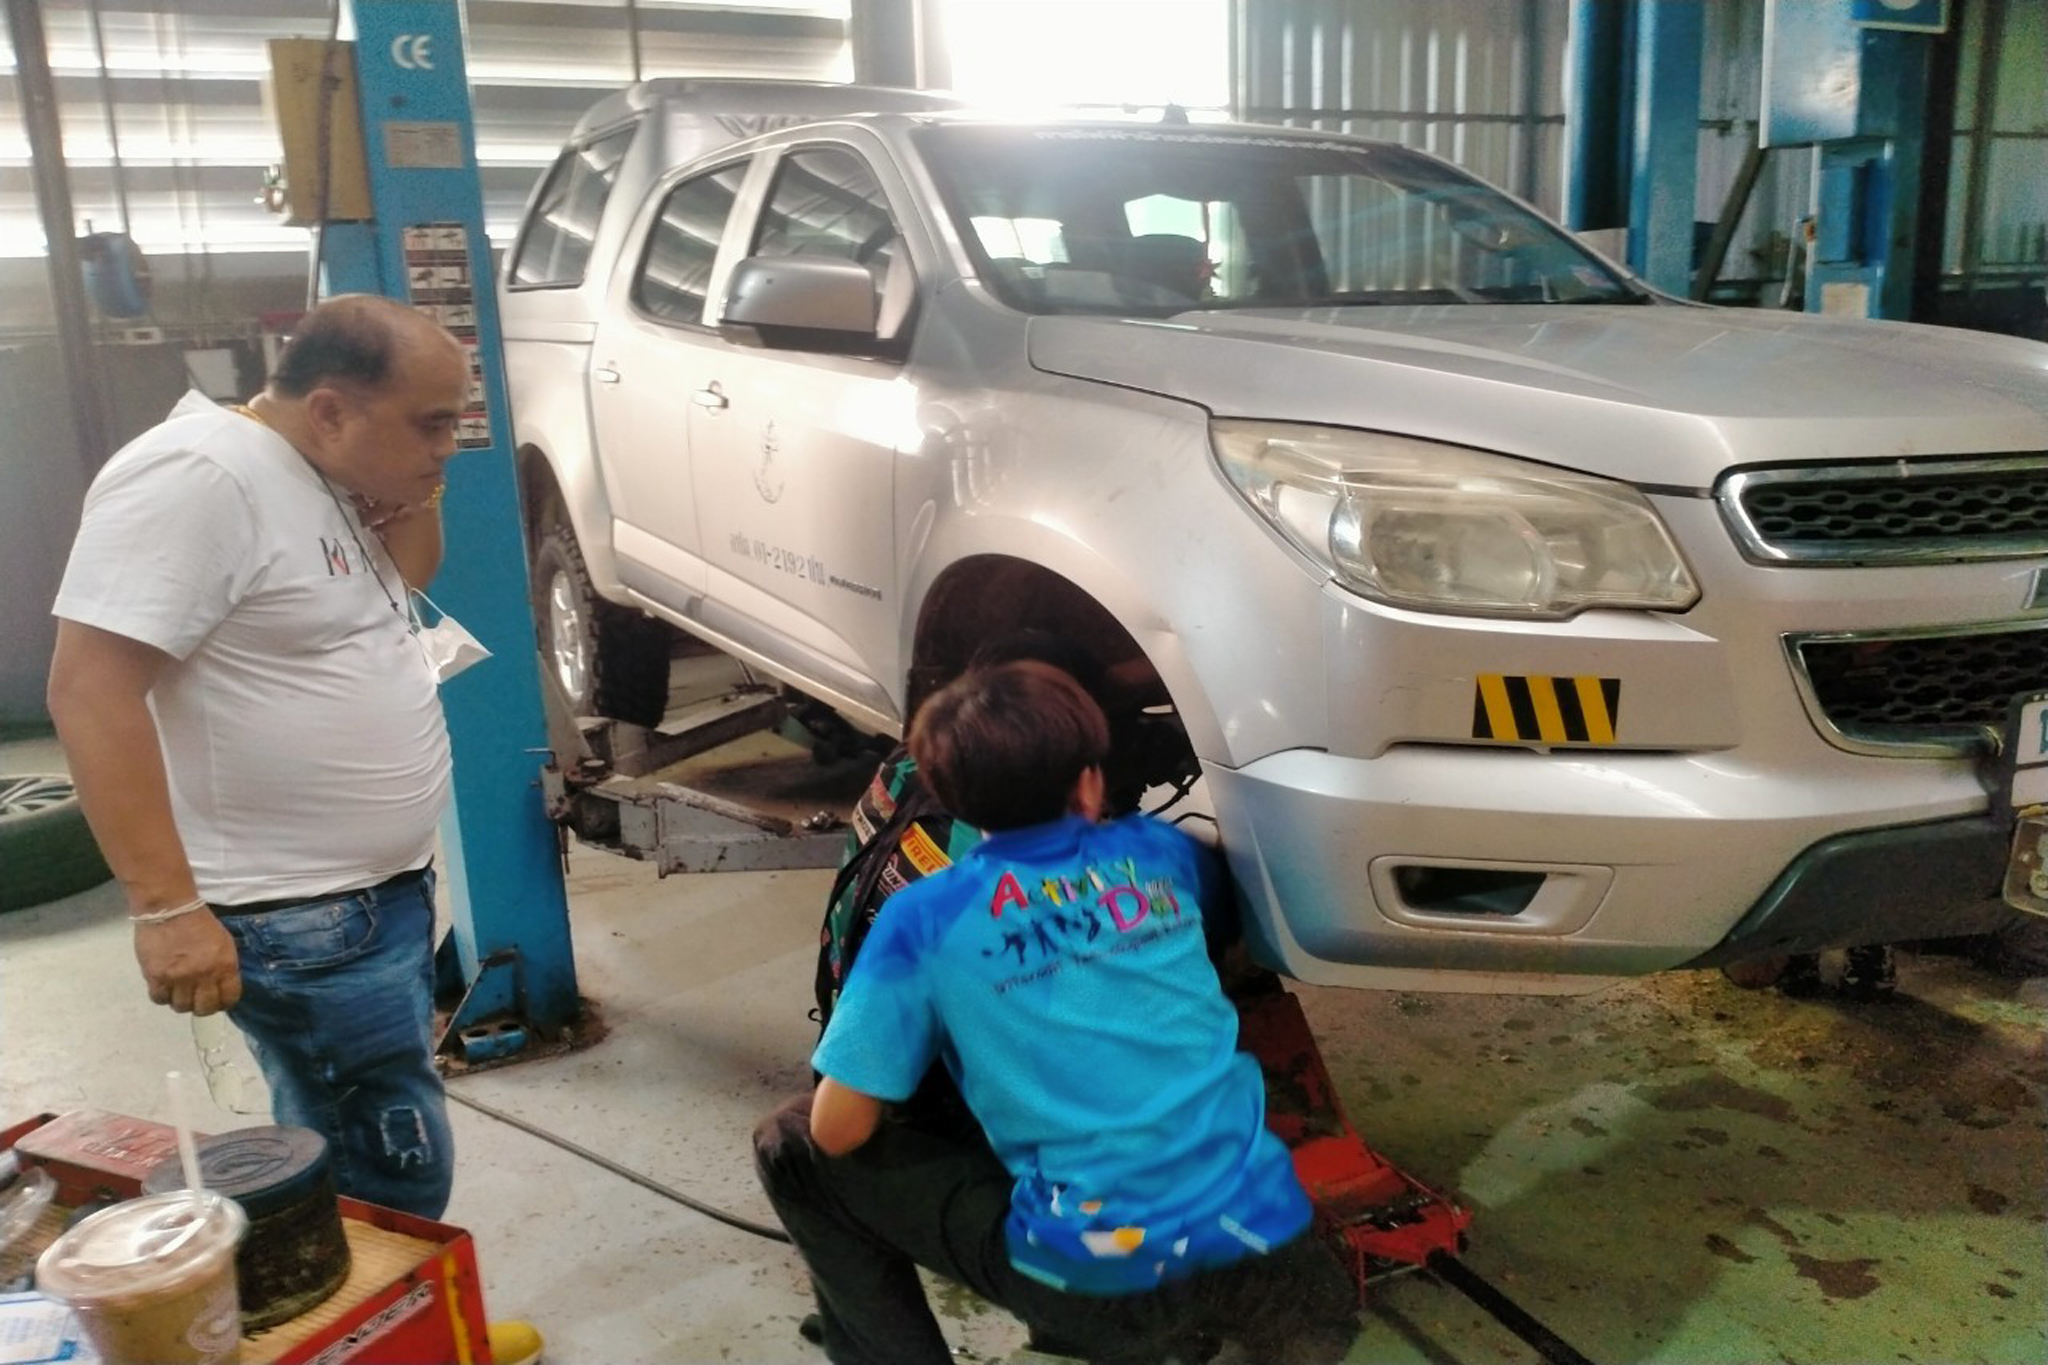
219, 867, 454, 1219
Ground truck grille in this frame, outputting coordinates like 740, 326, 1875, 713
1720, 458, 2048, 564
1792, 624, 2048, 754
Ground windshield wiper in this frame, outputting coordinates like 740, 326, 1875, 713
1301, 289, 1467, 307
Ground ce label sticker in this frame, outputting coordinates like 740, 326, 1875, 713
391, 34, 435, 71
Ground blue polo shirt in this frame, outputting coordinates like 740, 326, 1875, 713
812, 813, 1310, 1295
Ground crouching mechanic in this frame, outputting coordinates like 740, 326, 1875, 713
754, 662, 1356, 1365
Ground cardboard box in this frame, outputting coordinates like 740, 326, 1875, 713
10, 1111, 183, 1209
4, 1116, 491, 1365
263, 39, 373, 224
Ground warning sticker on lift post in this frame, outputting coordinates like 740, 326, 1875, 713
401, 222, 492, 449
1471, 674, 1621, 746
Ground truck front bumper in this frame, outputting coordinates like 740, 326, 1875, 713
1206, 745, 2004, 994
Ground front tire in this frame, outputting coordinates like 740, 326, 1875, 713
530, 518, 672, 728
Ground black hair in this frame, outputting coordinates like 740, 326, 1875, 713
269, 295, 414, 398
910, 661, 1109, 832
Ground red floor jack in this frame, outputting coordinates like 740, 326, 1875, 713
1236, 980, 1595, 1365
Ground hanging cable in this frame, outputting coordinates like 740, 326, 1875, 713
85, 1, 228, 394
83, 0, 130, 236
443, 1085, 790, 1243
1145, 773, 1199, 817
147, 9, 203, 319
306, 0, 344, 308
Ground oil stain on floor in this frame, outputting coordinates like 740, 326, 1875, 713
1294, 945, 2047, 1364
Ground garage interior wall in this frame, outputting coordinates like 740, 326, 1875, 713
1940, 0, 2048, 331
0, 0, 850, 723
1234, 0, 2046, 315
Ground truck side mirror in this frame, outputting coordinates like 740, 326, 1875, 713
719, 255, 894, 356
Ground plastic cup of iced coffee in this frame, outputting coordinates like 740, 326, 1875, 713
35, 1190, 247, 1365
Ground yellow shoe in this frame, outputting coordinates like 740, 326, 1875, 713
487, 1319, 544, 1365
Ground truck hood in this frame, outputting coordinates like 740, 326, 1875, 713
1026, 304, 2048, 487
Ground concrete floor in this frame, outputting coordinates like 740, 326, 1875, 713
3, 732, 2044, 1364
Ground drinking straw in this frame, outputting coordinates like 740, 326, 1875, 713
166, 1068, 207, 1203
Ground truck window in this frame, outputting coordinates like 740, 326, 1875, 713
971, 215, 1066, 262
632, 162, 751, 327
751, 146, 901, 274
921, 125, 1639, 314
508, 126, 634, 289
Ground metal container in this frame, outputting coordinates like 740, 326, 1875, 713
142, 1127, 350, 1331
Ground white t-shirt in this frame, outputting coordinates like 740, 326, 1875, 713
54, 391, 451, 904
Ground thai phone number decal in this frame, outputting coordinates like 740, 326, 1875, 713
726, 531, 884, 601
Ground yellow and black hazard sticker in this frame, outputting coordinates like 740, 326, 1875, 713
1473, 674, 1621, 745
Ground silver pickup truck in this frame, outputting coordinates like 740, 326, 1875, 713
499, 78, 2048, 993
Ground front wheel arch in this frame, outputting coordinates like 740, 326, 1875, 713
908, 556, 1198, 805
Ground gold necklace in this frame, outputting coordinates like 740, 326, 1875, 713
231, 400, 444, 512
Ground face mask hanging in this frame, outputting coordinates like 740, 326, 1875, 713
410, 590, 492, 683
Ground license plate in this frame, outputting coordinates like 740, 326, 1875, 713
2000, 689, 2048, 917
2007, 692, 2048, 809
2007, 809, 2048, 917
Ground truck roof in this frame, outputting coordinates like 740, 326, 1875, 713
566, 78, 965, 145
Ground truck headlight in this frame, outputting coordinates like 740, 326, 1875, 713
1213, 420, 1699, 618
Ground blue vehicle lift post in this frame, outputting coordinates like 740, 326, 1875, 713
318, 0, 579, 1063
1564, 0, 1702, 297
1761, 0, 1941, 321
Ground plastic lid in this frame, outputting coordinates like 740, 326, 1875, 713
1, 1166, 56, 1250
141, 1126, 330, 1218
35, 1192, 246, 1307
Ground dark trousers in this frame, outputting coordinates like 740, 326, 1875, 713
753, 1092, 1357, 1365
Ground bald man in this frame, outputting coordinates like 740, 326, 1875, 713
49, 295, 470, 1217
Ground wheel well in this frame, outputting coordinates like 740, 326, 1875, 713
909, 556, 1193, 801
516, 444, 563, 551
910, 557, 1137, 706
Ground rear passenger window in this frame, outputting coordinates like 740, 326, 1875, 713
508, 126, 634, 289
752, 147, 898, 272
632, 162, 751, 326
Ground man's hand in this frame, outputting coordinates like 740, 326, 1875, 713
133, 913, 243, 1015
355, 490, 444, 589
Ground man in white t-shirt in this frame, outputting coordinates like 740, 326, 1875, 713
50, 296, 547, 1365
49, 295, 468, 1214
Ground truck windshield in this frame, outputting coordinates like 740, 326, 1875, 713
918, 124, 1643, 315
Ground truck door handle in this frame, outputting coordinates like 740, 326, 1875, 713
691, 384, 729, 411
593, 366, 620, 384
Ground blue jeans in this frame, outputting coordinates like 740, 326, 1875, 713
219, 868, 454, 1219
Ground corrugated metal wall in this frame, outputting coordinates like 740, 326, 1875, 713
1233, 0, 1565, 211
1232, 0, 2045, 310
0, 0, 850, 326
0, 2, 2039, 322
1230, 0, 1798, 290
0, 0, 852, 722
1947, 0, 2047, 276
